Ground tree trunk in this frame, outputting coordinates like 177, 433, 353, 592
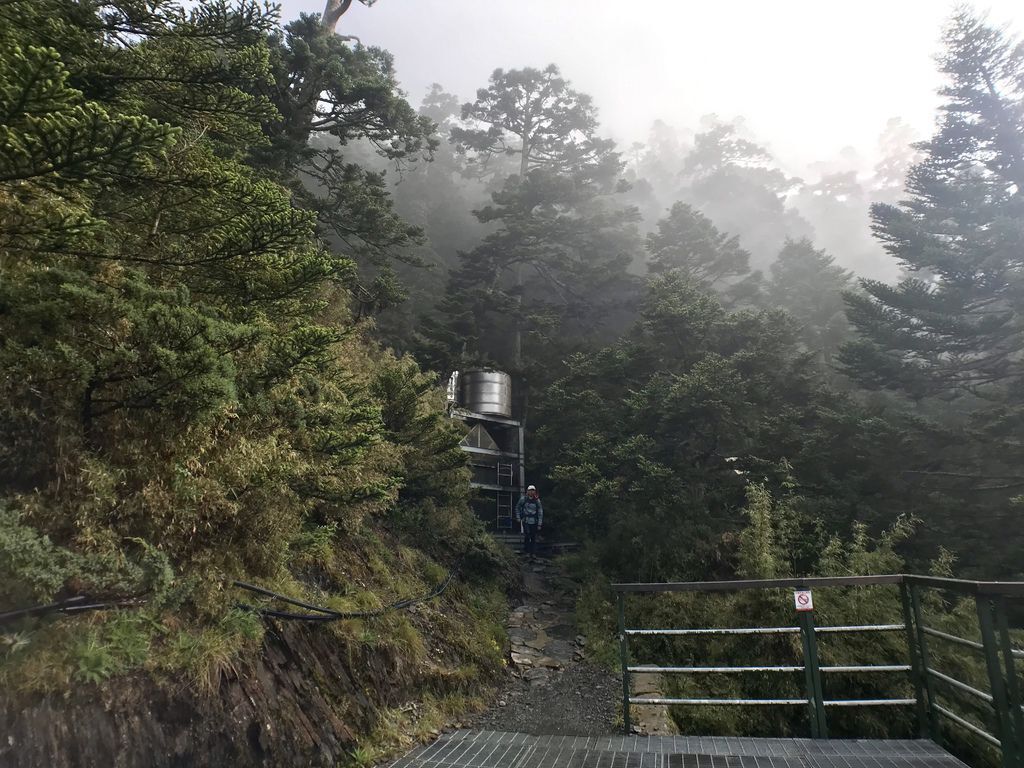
321, 0, 354, 33
512, 128, 531, 370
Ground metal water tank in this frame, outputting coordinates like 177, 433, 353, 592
460, 370, 512, 417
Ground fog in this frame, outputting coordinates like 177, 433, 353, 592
275, 0, 1022, 279
280, 1, 1019, 171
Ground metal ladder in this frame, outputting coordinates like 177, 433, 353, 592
496, 462, 514, 486
496, 491, 514, 531
495, 463, 516, 531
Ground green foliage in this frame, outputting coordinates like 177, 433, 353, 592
0, 0, 506, 707
0, 507, 77, 605
0, 507, 174, 605
156, 608, 265, 692
348, 746, 376, 768
736, 483, 791, 579
258, 13, 434, 277
289, 522, 340, 567
73, 633, 119, 684
371, 84, 491, 349
645, 502, 920, 738
4, 8, 1019, 765
534, 271, 873, 581
647, 202, 756, 300
766, 239, 854, 366
71, 612, 154, 684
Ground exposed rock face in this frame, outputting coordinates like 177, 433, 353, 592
1, 617, 489, 768
629, 671, 678, 735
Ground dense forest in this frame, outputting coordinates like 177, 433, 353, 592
390, 9, 1023, 583
1, 0, 1022, 763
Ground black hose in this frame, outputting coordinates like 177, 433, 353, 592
0, 595, 145, 625
231, 581, 340, 615
2, 566, 457, 627
232, 564, 459, 622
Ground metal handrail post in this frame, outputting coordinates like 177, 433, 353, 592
901, 582, 929, 738
618, 592, 631, 735
810, 613, 828, 739
910, 584, 940, 738
799, 606, 827, 738
978, 595, 1016, 768
799, 608, 819, 739
995, 597, 1023, 768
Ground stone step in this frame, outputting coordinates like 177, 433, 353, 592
490, 534, 580, 555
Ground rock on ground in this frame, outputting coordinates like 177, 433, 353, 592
462, 555, 620, 736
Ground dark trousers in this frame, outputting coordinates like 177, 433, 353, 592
523, 523, 539, 556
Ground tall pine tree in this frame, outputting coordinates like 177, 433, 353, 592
840, 10, 1024, 575
421, 65, 641, 376
646, 202, 759, 304
768, 239, 853, 367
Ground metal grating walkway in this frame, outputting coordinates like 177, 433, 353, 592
389, 731, 969, 768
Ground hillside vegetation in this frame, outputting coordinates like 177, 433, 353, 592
2, 1, 1023, 764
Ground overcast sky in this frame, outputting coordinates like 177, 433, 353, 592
277, 0, 1022, 177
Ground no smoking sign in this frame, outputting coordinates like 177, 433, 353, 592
794, 589, 814, 612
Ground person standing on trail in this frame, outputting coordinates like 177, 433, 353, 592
516, 485, 543, 560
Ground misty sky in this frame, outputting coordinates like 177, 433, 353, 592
278, 0, 1021, 178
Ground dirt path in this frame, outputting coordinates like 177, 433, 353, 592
466, 555, 620, 735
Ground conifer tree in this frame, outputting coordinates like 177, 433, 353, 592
677, 120, 812, 268
256, 12, 436, 288
646, 202, 759, 304
840, 10, 1024, 573
843, 12, 1024, 401
767, 239, 853, 365
423, 65, 641, 375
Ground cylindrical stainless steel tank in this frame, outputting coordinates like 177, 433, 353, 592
460, 370, 512, 417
